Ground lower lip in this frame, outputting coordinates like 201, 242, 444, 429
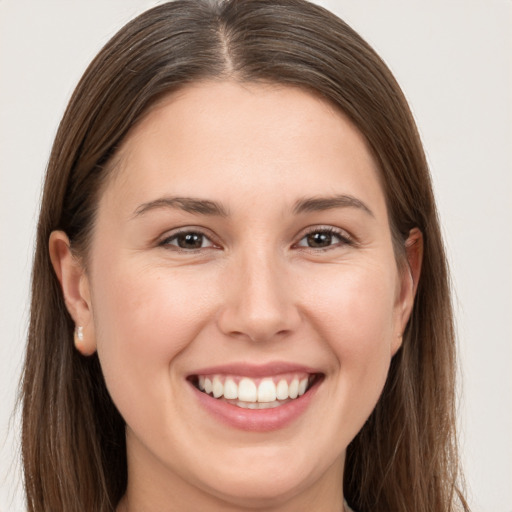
190, 379, 320, 432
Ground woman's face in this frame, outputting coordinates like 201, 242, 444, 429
61, 82, 417, 510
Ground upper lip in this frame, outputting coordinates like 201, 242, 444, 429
187, 361, 322, 378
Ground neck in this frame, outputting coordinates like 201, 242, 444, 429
117, 451, 346, 512
119, 426, 346, 512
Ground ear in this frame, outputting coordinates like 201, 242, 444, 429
49, 231, 96, 356
392, 227, 423, 354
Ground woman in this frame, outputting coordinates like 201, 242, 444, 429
21, 0, 470, 510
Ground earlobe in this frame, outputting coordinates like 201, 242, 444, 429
49, 231, 97, 356
73, 325, 96, 356
393, 228, 423, 353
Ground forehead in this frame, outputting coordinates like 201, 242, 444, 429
101, 81, 386, 220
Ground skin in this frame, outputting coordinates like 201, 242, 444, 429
50, 81, 422, 512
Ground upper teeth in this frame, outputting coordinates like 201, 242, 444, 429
197, 374, 311, 403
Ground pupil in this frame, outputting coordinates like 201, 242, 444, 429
307, 232, 331, 247
178, 233, 202, 249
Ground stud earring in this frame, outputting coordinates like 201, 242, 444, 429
74, 325, 84, 352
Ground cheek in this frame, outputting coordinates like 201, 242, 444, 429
94, 259, 211, 344
303, 262, 398, 395
306, 262, 398, 348
89, 258, 215, 413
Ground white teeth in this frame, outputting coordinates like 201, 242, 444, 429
289, 378, 299, 399
212, 376, 223, 398
195, 374, 315, 404
237, 400, 282, 409
223, 377, 238, 399
298, 378, 308, 396
257, 379, 277, 403
276, 379, 289, 400
238, 378, 257, 402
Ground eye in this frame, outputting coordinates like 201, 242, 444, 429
160, 230, 216, 250
295, 227, 351, 249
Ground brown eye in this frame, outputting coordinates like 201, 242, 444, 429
162, 231, 215, 250
176, 233, 204, 249
306, 231, 333, 248
296, 228, 350, 250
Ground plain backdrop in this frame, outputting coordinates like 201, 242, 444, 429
0, 1, 510, 511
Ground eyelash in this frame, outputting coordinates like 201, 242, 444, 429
158, 226, 354, 252
294, 226, 353, 251
159, 228, 219, 252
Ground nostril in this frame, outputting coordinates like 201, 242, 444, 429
216, 270, 301, 342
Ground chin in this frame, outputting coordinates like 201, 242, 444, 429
193, 450, 330, 509
204, 474, 308, 509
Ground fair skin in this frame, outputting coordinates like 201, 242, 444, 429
50, 81, 422, 512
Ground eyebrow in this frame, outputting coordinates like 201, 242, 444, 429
132, 193, 373, 219
133, 196, 229, 218
292, 194, 374, 217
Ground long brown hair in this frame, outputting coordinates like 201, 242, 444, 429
21, 1, 469, 510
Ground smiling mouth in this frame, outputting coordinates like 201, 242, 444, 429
189, 373, 322, 409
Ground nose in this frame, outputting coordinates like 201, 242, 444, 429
216, 249, 301, 343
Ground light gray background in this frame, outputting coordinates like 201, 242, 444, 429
1, 1, 511, 511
